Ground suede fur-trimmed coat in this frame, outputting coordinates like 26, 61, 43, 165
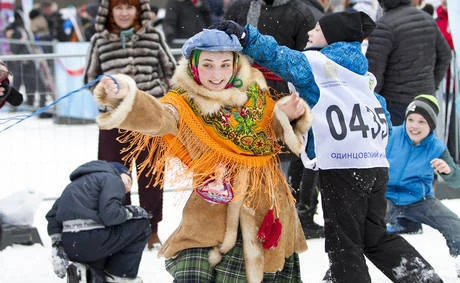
93, 54, 311, 281
84, 0, 176, 97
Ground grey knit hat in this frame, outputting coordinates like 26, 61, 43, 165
405, 94, 440, 131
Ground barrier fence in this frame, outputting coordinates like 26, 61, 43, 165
0, 39, 183, 199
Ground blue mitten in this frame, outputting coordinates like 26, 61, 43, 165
50, 234, 69, 278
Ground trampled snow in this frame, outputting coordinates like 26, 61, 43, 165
0, 113, 459, 282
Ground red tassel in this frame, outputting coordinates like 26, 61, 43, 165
262, 218, 283, 249
257, 209, 274, 241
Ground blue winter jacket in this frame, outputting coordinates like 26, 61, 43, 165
242, 24, 391, 159
46, 160, 129, 236
386, 125, 446, 205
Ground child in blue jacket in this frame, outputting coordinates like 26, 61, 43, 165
386, 94, 460, 278
214, 11, 443, 282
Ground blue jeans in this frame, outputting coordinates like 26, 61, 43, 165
386, 197, 460, 257
63, 219, 151, 278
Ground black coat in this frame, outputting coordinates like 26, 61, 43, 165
162, 0, 211, 48
366, 0, 451, 104
225, 0, 315, 51
224, 0, 316, 94
46, 160, 128, 236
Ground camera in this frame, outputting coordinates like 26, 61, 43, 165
0, 73, 23, 107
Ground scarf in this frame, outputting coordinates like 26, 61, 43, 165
120, 27, 134, 49
119, 87, 294, 212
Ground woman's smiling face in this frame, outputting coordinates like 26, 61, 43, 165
112, 3, 137, 29
197, 51, 234, 91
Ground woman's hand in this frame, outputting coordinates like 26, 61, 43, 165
100, 75, 128, 99
0, 86, 5, 97
278, 92, 305, 121
431, 158, 451, 175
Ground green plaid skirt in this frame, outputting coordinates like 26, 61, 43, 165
165, 236, 302, 282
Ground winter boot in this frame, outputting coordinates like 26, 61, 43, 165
322, 269, 332, 283
87, 267, 105, 283
297, 206, 324, 239
105, 272, 143, 283
67, 262, 88, 283
147, 232, 162, 250
386, 221, 423, 234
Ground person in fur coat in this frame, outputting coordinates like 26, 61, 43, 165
92, 29, 312, 282
83, 0, 176, 249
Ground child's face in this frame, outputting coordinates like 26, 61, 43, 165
306, 23, 328, 48
197, 51, 234, 91
121, 173, 133, 193
405, 113, 431, 145
112, 3, 137, 29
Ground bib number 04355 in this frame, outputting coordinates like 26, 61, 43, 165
326, 104, 387, 141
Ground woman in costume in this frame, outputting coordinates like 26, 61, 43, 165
93, 29, 311, 282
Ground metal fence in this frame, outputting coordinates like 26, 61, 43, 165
0, 38, 181, 123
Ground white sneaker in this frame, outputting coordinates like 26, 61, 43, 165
105, 272, 143, 283
455, 256, 460, 278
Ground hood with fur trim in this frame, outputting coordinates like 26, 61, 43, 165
94, 0, 152, 34
171, 54, 268, 116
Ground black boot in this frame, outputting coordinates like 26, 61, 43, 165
67, 262, 87, 283
297, 206, 324, 239
296, 168, 324, 239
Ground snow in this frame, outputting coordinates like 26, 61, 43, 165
0, 113, 459, 282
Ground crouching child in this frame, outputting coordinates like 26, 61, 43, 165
45, 160, 151, 283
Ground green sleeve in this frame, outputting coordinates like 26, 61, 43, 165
438, 149, 460, 189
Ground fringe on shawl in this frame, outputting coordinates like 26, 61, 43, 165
118, 131, 295, 215
118, 89, 296, 214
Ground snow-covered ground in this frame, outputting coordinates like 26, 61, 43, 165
0, 112, 459, 282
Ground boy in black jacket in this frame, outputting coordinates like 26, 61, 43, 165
46, 160, 150, 283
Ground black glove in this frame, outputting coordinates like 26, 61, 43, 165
50, 234, 69, 278
3, 86, 23, 106
211, 20, 248, 47
125, 205, 151, 220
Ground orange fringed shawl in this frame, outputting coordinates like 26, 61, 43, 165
119, 84, 295, 212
